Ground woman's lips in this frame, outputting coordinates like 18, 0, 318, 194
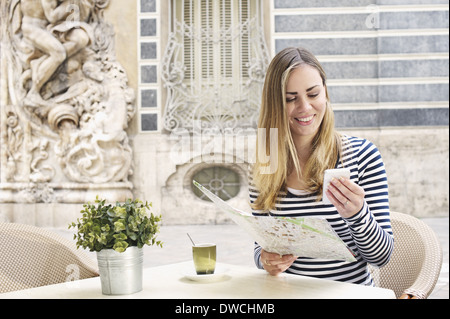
294, 115, 315, 125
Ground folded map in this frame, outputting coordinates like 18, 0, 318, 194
193, 180, 356, 262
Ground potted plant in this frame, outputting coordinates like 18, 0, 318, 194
69, 196, 163, 295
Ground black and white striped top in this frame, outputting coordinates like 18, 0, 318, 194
249, 135, 394, 285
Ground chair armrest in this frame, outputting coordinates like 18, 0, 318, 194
402, 231, 443, 299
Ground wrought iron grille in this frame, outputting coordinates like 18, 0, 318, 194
162, 0, 269, 133
192, 166, 241, 201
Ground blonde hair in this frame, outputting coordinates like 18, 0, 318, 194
252, 47, 342, 211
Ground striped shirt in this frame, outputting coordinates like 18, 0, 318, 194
249, 135, 394, 285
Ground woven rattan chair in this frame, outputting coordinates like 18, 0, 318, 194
0, 223, 99, 294
369, 211, 443, 299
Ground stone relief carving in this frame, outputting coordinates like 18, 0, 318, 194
0, 0, 135, 202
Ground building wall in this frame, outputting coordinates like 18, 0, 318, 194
1, 0, 447, 227
272, 0, 448, 127
117, 0, 448, 224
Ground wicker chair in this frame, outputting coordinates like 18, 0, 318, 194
368, 211, 443, 299
0, 223, 99, 294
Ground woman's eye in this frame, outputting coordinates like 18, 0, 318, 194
286, 97, 296, 103
308, 94, 319, 99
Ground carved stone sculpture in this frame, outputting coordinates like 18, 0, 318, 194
0, 0, 135, 203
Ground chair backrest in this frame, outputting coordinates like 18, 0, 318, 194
368, 212, 443, 299
0, 223, 99, 294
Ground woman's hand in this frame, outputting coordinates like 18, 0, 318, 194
326, 177, 365, 219
260, 249, 297, 276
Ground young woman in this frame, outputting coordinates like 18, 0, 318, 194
249, 47, 394, 285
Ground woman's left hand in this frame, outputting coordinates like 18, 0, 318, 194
326, 177, 365, 218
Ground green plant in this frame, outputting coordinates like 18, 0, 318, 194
69, 196, 163, 253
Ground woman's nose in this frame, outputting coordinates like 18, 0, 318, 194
294, 98, 310, 112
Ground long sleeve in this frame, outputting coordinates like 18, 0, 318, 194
248, 171, 265, 270
254, 243, 264, 269
343, 139, 394, 267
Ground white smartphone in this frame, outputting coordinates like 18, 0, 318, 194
322, 168, 351, 204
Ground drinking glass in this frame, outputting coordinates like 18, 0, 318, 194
192, 243, 216, 275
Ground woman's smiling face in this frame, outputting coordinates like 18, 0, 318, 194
285, 64, 328, 141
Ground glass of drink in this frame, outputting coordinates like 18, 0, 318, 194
192, 243, 216, 275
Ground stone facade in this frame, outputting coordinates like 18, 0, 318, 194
0, 0, 135, 224
1, 0, 448, 228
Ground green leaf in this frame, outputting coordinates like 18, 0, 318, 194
113, 240, 129, 253
113, 232, 127, 241
114, 219, 126, 232
128, 232, 137, 241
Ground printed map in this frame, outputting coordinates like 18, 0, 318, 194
193, 180, 356, 262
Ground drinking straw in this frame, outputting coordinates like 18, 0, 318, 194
187, 233, 196, 246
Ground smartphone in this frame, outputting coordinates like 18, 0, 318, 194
322, 168, 351, 204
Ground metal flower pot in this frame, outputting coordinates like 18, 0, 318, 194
96, 246, 143, 295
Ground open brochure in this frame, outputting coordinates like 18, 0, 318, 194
193, 180, 356, 262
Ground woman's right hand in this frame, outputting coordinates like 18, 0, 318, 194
260, 249, 297, 276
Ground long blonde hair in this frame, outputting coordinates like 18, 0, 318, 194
252, 47, 342, 211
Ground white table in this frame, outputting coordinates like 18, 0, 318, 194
0, 261, 395, 299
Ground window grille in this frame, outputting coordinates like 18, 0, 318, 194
192, 166, 241, 201
162, 0, 269, 132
